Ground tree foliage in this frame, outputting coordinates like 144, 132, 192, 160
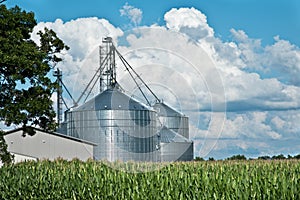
0, 130, 13, 165
272, 154, 286, 160
194, 157, 204, 161
226, 154, 247, 161
0, 5, 68, 130
0, 5, 68, 163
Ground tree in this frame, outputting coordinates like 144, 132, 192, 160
272, 154, 286, 160
208, 157, 215, 161
0, 5, 69, 164
194, 157, 204, 161
294, 154, 300, 159
258, 155, 271, 160
226, 154, 247, 161
0, 130, 13, 164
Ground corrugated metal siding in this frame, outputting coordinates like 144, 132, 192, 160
67, 109, 160, 162
154, 103, 189, 139
160, 142, 193, 162
64, 89, 193, 162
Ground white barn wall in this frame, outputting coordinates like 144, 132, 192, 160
11, 153, 37, 163
4, 128, 94, 163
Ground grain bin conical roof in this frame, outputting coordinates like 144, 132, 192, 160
153, 102, 185, 117
159, 126, 191, 143
74, 88, 151, 111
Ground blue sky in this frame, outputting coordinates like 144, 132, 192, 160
3, 0, 300, 159
5, 0, 300, 46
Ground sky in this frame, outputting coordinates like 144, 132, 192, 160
3, 0, 300, 159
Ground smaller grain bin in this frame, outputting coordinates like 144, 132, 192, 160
153, 102, 189, 139
158, 126, 193, 161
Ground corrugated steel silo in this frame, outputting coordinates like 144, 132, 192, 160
66, 88, 160, 161
153, 102, 189, 139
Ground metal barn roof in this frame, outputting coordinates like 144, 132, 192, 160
4, 127, 97, 146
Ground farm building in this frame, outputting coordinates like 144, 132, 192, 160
1, 127, 95, 165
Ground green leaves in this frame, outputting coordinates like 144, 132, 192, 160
0, 160, 299, 199
0, 5, 68, 132
0, 5, 36, 40
0, 130, 14, 164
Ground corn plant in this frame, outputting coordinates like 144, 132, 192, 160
0, 159, 299, 199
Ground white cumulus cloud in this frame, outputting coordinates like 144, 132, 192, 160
164, 7, 214, 40
120, 3, 143, 26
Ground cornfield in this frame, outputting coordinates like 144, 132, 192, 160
0, 159, 299, 199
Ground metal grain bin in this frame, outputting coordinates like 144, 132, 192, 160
66, 88, 160, 162
153, 102, 189, 139
159, 126, 193, 161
